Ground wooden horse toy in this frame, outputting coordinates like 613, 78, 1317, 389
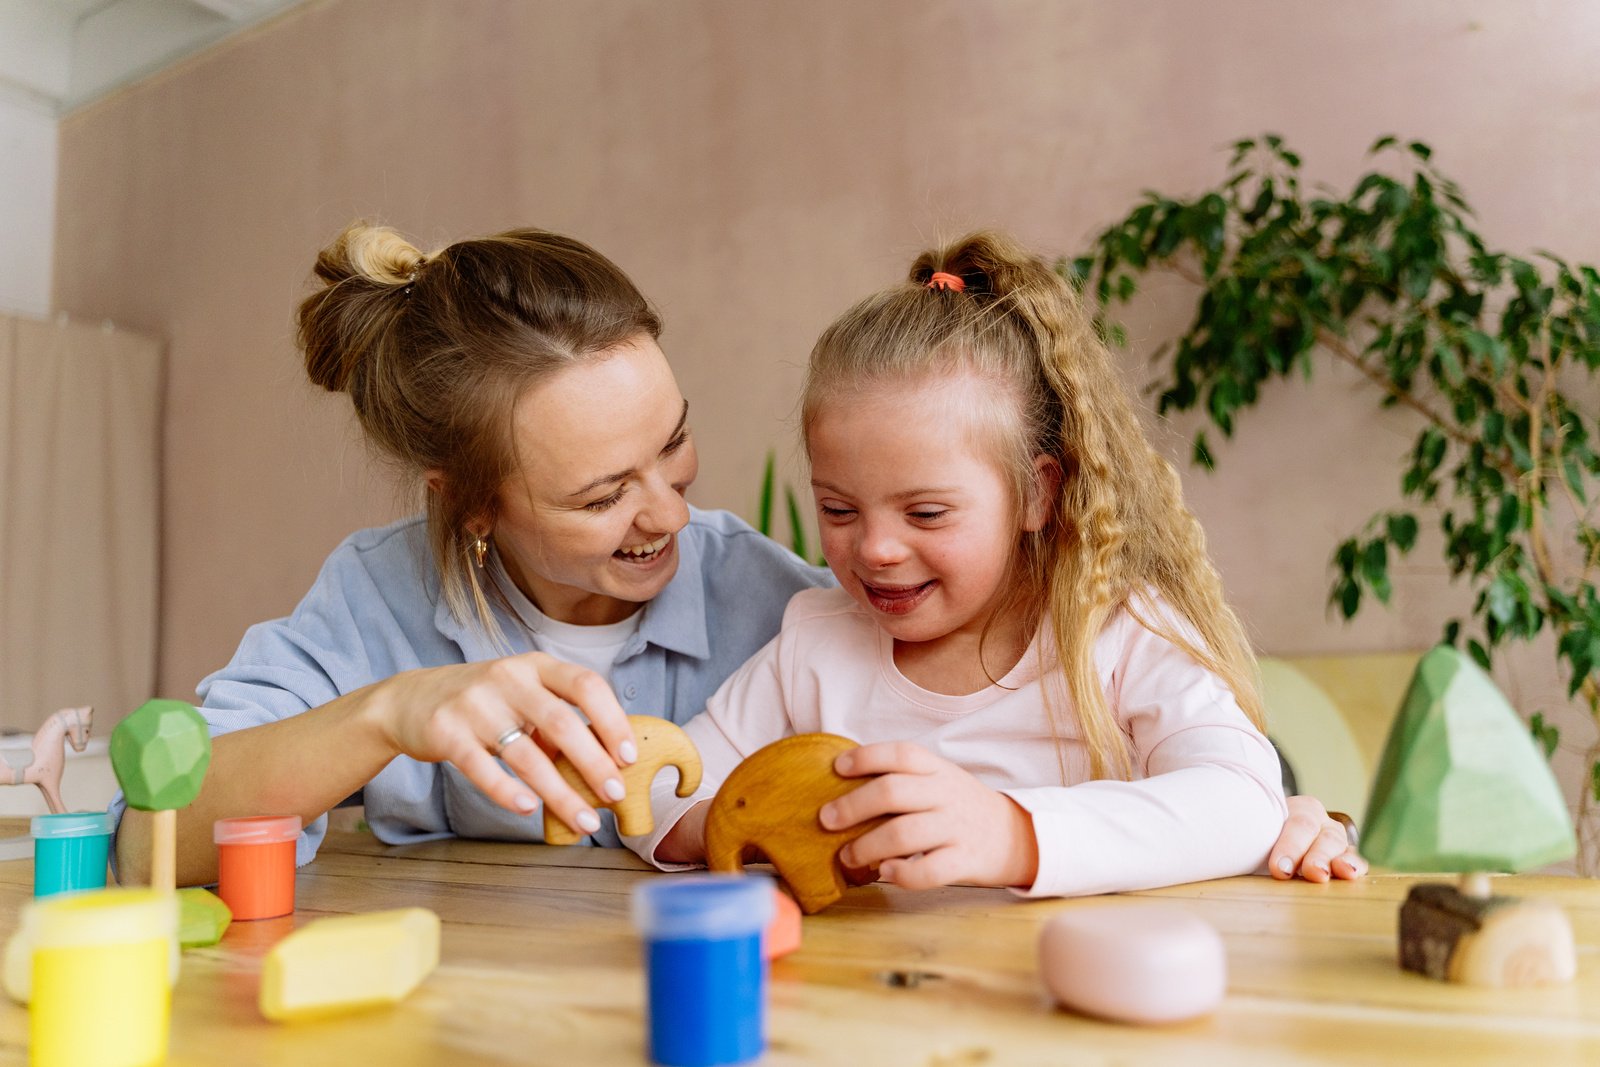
1, 706, 93, 814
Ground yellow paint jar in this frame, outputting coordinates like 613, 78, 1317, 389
28, 888, 178, 1067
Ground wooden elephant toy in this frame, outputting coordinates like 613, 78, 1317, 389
543, 715, 702, 845
705, 733, 886, 914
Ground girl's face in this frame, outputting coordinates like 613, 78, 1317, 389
809, 375, 1047, 652
490, 335, 698, 625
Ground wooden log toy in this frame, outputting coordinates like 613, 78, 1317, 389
704, 733, 887, 914
1, 706, 92, 814
1362, 645, 1578, 987
1398, 880, 1575, 986
110, 698, 213, 893
1039, 904, 1226, 1024
259, 908, 440, 1022
543, 714, 702, 845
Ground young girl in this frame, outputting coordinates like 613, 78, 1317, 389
637, 231, 1289, 896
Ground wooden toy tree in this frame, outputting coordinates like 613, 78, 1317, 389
110, 699, 212, 893
1361, 645, 1577, 987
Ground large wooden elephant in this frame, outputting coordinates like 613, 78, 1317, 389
704, 733, 886, 914
543, 715, 702, 845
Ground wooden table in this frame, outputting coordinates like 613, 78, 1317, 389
4, 827, 1600, 1065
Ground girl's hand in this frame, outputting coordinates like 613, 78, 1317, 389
1270, 794, 1367, 882
655, 800, 712, 864
819, 742, 1040, 890
373, 651, 637, 838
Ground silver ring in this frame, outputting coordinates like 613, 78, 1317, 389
492, 726, 527, 756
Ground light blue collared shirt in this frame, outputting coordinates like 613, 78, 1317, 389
110, 507, 831, 866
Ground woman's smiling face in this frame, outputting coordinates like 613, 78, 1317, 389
490, 335, 698, 625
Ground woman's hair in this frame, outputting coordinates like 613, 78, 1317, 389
800, 231, 1263, 781
297, 221, 662, 640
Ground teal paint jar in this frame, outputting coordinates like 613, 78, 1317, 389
32, 811, 114, 898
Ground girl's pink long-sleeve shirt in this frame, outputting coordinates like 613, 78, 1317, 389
628, 587, 1288, 897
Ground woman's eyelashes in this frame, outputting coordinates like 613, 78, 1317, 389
581, 430, 691, 512
583, 486, 627, 512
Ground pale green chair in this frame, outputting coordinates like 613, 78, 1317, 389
1259, 652, 1422, 826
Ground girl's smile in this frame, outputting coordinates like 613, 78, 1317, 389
860, 578, 938, 615
808, 374, 1045, 682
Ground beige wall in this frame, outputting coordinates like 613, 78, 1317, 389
52, 1, 1600, 784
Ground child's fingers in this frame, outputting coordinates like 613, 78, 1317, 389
879, 846, 964, 891
1296, 824, 1349, 882
1267, 803, 1327, 879
839, 811, 948, 871
1330, 850, 1368, 880
834, 741, 941, 778
820, 773, 936, 831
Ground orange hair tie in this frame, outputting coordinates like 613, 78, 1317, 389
926, 271, 966, 292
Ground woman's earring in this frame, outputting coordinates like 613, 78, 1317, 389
472, 535, 489, 569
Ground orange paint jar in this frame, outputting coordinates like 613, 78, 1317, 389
213, 815, 301, 920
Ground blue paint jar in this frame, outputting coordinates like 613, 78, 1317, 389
632, 874, 774, 1067
31, 811, 114, 898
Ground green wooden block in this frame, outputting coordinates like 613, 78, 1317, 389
110, 699, 213, 811
177, 887, 232, 948
1361, 645, 1575, 873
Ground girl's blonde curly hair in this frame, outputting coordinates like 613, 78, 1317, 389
801, 231, 1263, 781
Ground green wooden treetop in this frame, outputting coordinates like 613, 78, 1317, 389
1362, 645, 1574, 872
110, 698, 212, 811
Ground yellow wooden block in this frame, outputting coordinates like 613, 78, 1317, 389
259, 908, 439, 1022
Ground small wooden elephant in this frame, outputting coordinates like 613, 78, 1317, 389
704, 733, 886, 914
543, 715, 702, 845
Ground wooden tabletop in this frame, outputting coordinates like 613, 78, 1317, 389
4, 827, 1600, 1065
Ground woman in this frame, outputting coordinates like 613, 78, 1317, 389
113, 223, 1362, 887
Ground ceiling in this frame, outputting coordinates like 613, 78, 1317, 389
0, 0, 308, 115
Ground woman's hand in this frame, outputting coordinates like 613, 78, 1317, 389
373, 651, 637, 838
1270, 794, 1367, 882
819, 742, 1039, 891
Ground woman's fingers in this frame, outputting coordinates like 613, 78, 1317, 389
493, 728, 603, 837
448, 739, 542, 818
495, 656, 627, 809
528, 653, 638, 766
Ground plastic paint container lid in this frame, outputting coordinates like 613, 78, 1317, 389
632, 875, 775, 941
213, 815, 302, 845
30, 812, 115, 839
28, 888, 178, 949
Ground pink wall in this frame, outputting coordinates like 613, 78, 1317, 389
53, 2, 1600, 777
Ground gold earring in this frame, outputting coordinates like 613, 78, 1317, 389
472, 535, 489, 569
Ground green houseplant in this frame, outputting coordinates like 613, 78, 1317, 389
1068, 135, 1600, 868
756, 449, 822, 565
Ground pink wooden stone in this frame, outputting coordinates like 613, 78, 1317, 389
1039, 903, 1226, 1025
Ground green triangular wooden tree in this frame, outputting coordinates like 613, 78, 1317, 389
1361, 645, 1576, 986
110, 698, 212, 894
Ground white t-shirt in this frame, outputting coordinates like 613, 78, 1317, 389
496, 561, 643, 684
